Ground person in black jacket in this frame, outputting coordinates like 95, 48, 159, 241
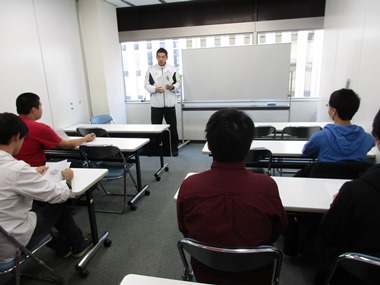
314, 108, 380, 285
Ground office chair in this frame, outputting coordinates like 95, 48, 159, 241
89, 114, 114, 124
294, 160, 373, 179
76, 127, 109, 138
0, 225, 64, 285
281, 126, 322, 140
325, 252, 380, 285
79, 145, 138, 213
244, 147, 273, 175
254, 126, 277, 140
177, 238, 283, 285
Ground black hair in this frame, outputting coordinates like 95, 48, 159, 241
328, 89, 360, 120
205, 108, 254, 162
0, 113, 29, 145
156, 48, 168, 57
372, 109, 380, 139
16, 92, 40, 115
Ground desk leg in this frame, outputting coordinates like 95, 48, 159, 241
154, 132, 169, 181
128, 151, 149, 210
75, 187, 111, 277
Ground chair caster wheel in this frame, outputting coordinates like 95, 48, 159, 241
165, 167, 169, 171
130, 204, 137, 211
104, 239, 112, 247
145, 190, 150, 196
155, 176, 161, 181
79, 270, 89, 278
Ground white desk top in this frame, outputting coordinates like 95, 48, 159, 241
120, 274, 206, 285
64, 124, 170, 134
70, 137, 150, 152
174, 173, 349, 213
272, 176, 348, 213
255, 122, 329, 132
202, 141, 376, 158
71, 168, 108, 196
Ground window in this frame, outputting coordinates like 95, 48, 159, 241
120, 30, 323, 101
257, 30, 324, 98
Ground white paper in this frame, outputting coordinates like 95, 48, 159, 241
157, 71, 174, 87
43, 160, 71, 183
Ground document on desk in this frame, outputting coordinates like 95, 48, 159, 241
43, 160, 71, 184
157, 71, 174, 87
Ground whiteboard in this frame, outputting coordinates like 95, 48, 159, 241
182, 44, 291, 101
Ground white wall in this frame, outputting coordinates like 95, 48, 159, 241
0, 0, 90, 129
319, 0, 380, 132
78, 0, 127, 123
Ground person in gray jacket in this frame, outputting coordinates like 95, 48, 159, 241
145, 48, 181, 156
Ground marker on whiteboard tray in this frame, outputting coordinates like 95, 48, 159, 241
267, 102, 276, 106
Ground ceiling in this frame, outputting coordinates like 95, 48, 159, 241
104, 0, 196, 8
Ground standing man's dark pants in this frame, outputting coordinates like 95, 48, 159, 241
151, 107, 179, 155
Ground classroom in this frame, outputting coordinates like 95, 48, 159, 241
1, 0, 380, 284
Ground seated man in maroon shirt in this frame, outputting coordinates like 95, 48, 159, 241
176, 108, 288, 285
14, 92, 95, 167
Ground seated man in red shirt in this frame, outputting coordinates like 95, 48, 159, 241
176, 108, 288, 285
14, 92, 95, 167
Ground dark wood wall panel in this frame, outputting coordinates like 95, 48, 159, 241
117, 0, 325, 32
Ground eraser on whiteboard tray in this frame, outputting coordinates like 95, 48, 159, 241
267, 102, 277, 106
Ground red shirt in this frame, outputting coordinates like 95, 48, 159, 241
177, 161, 288, 284
14, 117, 62, 167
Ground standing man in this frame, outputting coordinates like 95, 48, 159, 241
145, 48, 181, 156
14, 92, 95, 167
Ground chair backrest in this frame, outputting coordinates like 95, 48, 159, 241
244, 148, 273, 174
295, 161, 373, 179
0, 225, 64, 284
79, 145, 125, 162
254, 126, 277, 140
281, 126, 322, 140
177, 238, 282, 284
325, 252, 380, 285
76, 127, 109, 138
89, 114, 114, 124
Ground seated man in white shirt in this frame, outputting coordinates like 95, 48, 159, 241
0, 112, 92, 263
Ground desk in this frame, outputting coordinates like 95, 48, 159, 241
46, 137, 150, 210
71, 168, 110, 276
173, 173, 349, 213
63, 124, 170, 181
202, 141, 376, 159
120, 274, 206, 285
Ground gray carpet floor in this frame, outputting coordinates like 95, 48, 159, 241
0, 143, 318, 285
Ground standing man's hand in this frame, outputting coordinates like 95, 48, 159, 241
165, 84, 174, 91
155, 86, 164, 93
